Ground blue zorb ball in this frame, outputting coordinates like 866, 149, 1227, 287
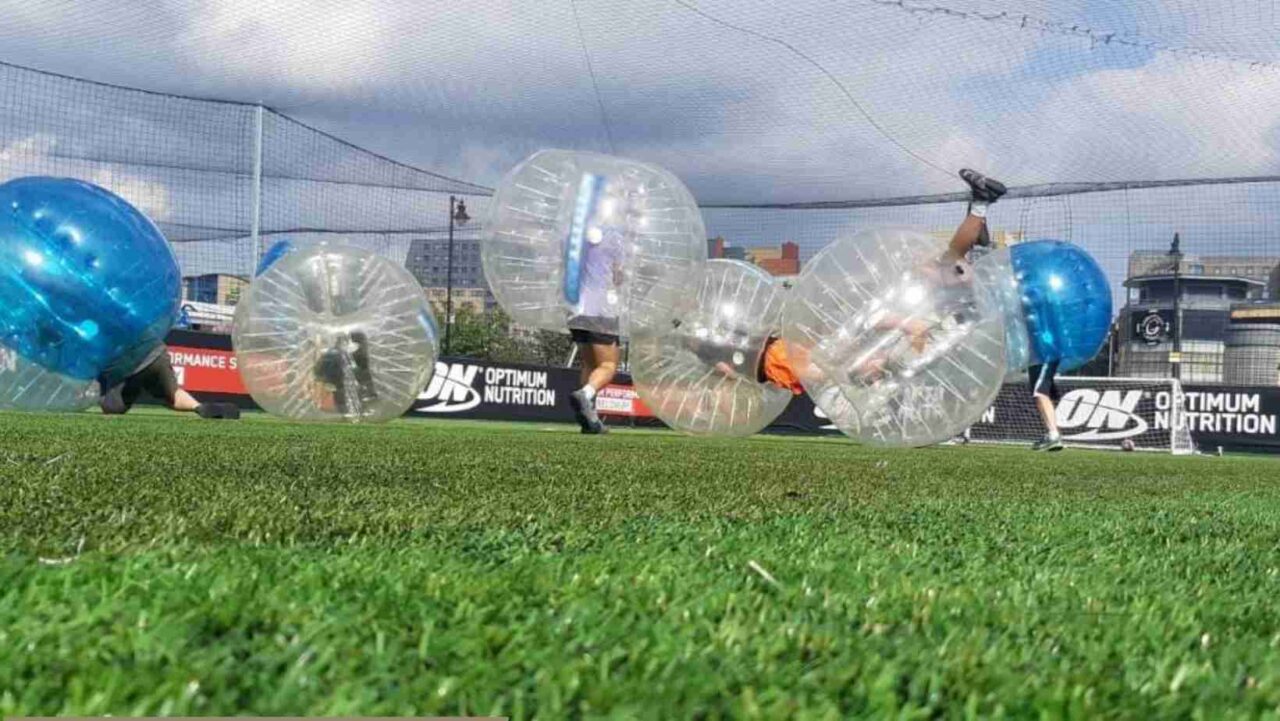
1009, 239, 1112, 372
0, 177, 181, 387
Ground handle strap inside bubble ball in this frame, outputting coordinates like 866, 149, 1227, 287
562, 173, 605, 309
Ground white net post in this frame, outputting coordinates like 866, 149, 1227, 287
250, 104, 265, 270
966, 376, 1196, 455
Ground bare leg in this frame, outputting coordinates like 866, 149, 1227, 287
569, 341, 614, 434
1035, 394, 1059, 435
578, 343, 596, 387
944, 214, 987, 263
586, 342, 620, 390
169, 388, 202, 412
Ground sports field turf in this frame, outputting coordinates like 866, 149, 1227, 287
3, 410, 1280, 718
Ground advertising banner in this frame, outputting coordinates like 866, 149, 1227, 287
165, 346, 246, 394
1180, 385, 1280, 451
594, 384, 653, 418
159, 332, 1280, 451
411, 358, 582, 422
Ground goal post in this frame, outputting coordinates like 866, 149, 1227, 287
963, 376, 1195, 455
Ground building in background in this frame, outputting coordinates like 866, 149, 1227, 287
1223, 304, 1280, 386
1116, 241, 1280, 383
182, 274, 248, 307
405, 235, 494, 314
747, 241, 800, 276
707, 236, 746, 261
708, 237, 800, 276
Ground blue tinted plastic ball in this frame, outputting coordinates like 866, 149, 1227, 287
1009, 240, 1112, 372
0, 177, 180, 386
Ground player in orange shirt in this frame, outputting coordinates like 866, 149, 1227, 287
754, 168, 1007, 392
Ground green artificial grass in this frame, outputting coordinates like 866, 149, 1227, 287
2, 410, 1280, 718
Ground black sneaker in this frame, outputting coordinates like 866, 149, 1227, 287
196, 402, 241, 420
1031, 434, 1064, 452
582, 419, 609, 435
959, 168, 1007, 203
568, 388, 594, 431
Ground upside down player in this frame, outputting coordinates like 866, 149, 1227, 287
748, 168, 1008, 394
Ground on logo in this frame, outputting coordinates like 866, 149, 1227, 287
416, 362, 482, 412
1057, 388, 1148, 441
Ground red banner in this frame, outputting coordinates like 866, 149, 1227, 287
166, 346, 246, 394
595, 383, 653, 418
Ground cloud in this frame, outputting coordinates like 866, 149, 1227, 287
0, 0, 1276, 208
0, 133, 172, 220
1028, 53, 1280, 181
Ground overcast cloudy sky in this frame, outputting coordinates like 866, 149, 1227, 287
0, 0, 1277, 293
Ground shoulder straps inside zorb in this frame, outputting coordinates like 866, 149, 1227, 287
562, 173, 606, 310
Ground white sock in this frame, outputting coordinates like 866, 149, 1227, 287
1047, 430, 1061, 440
580, 385, 596, 401
968, 200, 989, 218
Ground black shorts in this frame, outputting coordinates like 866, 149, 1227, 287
569, 328, 620, 346
1028, 360, 1061, 401
100, 351, 180, 414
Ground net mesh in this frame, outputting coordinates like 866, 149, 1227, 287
965, 376, 1195, 454
1, 0, 1278, 383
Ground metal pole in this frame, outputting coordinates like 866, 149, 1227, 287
1107, 322, 1115, 377
250, 104, 265, 268
1171, 233, 1183, 381
445, 195, 456, 356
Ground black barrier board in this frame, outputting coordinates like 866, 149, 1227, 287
967, 380, 1177, 450
1181, 385, 1280, 452
156, 332, 1280, 451
410, 358, 581, 423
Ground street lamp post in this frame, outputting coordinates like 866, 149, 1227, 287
444, 196, 470, 356
1169, 232, 1183, 380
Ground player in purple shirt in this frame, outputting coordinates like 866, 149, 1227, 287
566, 217, 627, 434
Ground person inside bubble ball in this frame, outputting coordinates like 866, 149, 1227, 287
842, 168, 1007, 384
566, 211, 627, 435
312, 331, 380, 416
683, 324, 807, 396
732, 169, 1008, 393
99, 344, 241, 419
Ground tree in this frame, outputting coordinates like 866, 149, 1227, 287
434, 302, 577, 366
525, 329, 574, 366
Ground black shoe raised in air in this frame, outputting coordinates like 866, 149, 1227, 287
960, 168, 1007, 204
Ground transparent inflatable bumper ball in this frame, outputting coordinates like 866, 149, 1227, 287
233, 244, 439, 423
481, 149, 707, 337
630, 259, 792, 436
782, 228, 1008, 447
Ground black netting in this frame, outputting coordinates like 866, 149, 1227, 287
2, 1, 1278, 203
2, 0, 1279, 381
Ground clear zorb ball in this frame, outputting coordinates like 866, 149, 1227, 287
481, 149, 707, 338
630, 259, 792, 436
782, 228, 1007, 447
0, 345, 99, 412
233, 243, 438, 423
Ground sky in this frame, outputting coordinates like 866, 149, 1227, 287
0, 0, 1278, 298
